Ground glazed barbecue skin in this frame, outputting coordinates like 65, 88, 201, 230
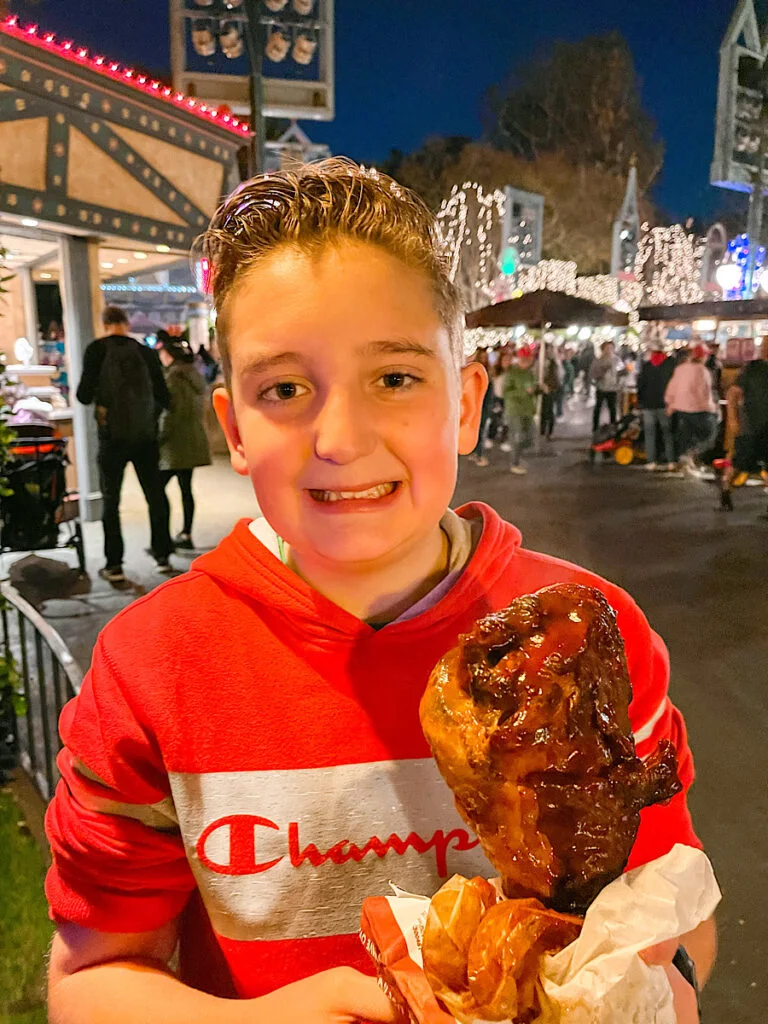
420, 583, 682, 914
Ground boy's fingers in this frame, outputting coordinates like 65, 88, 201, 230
334, 969, 398, 1022
640, 938, 679, 967
666, 964, 700, 1024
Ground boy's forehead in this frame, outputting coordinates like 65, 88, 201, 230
226, 243, 452, 364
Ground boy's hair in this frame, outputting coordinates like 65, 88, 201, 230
199, 158, 464, 382
102, 305, 129, 327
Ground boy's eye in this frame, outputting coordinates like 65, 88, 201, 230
259, 381, 309, 402
379, 372, 420, 390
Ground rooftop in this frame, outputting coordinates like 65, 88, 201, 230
0, 13, 250, 138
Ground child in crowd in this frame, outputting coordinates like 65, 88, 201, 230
46, 160, 714, 1023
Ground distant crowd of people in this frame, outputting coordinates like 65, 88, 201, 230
468, 334, 768, 500
469, 339, 622, 474
634, 337, 768, 514
76, 306, 216, 583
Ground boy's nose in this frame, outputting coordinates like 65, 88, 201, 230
313, 387, 377, 464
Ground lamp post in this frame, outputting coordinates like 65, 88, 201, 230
242, 0, 265, 176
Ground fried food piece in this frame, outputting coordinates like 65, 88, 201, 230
422, 876, 581, 1023
420, 584, 682, 914
422, 875, 499, 1019
466, 899, 581, 1022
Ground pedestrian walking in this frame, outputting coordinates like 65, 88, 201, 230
157, 336, 212, 548
721, 352, 768, 505
541, 344, 563, 440
504, 344, 537, 474
76, 306, 174, 582
590, 340, 623, 431
494, 349, 513, 451
705, 342, 723, 401
467, 349, 494, 466
578, 342, 595, 397
665, 344, 719, 473
636, 344, 676, 471
562, 345, 576, 399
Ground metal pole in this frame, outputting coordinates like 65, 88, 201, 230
745, 173, 764, 297
243, 0, 265, 176
748, 67, 768, 296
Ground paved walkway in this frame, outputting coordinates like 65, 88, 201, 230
1, 456, 260, 672
5, 396, 767, 1021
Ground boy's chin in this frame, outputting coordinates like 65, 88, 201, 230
303, 532, 406, 567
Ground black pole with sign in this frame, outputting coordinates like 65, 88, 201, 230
242, 0, 265, 176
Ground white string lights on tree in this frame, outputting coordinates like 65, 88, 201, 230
435, 179, 714, 336
633, 223, 707, 307
436, 183, 507, 311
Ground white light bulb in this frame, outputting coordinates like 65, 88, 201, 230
715, 262, 741, 291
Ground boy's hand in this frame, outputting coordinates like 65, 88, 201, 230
641, 941, 699, 1024
254, 968, 397, 1024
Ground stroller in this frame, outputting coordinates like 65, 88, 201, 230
589, 409, 646, 466
0, 424, 86, 574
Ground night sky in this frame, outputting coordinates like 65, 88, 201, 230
11, 0, 736, 218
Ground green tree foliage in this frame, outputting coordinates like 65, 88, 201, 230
487, 32, 664, 190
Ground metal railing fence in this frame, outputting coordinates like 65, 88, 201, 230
0, 580, 83, 801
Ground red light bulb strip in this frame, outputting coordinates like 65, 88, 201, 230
0, 14, 250, 136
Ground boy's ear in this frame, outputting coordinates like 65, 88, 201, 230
212, 387, 249, 477
457, 360, 489, 455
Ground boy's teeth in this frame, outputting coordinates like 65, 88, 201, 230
313, 482, 396, 502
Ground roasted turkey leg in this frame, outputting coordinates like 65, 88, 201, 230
420, 583, 681, 913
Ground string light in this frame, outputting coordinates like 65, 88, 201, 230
633, 223, 708, 307
100, 283, 199, 294
0, 14, 249, 136
436, 183, 507, 310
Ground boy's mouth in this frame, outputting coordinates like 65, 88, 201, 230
308, 481, 399, 503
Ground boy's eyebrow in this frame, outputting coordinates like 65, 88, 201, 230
240, 351, 302, 377
362, 339, 438, 359
239, 339, 437, 377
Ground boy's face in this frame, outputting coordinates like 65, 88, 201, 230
214, 241, 485, 571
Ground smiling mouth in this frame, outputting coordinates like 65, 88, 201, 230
308, 482, 399, 503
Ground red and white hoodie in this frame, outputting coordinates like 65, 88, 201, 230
45, 503, 700, 998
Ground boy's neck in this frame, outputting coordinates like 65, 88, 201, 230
286, 524, 450, 625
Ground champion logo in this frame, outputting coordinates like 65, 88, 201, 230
195, 814, 479, 879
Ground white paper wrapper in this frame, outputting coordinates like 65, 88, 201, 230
537, 844, 721, 1024
361, 844, 720, 1024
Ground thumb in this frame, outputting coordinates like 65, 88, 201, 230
341, 971, 399, 1022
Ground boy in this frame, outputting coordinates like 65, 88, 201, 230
46, 161, 715, 1022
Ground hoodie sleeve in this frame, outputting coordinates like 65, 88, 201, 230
45, 634, 196, 932
611, 591, 702, 869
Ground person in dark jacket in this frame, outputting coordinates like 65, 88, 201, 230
705, 342, 723, 401
157, 336, 212, 549
540, 344, 563, 439
77, 306, 174, 582
636, 344, 676, 471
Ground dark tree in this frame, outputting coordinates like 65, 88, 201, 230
381, 136, 471, 210
486, 32, 664, 189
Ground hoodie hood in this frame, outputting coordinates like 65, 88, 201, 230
192, 503, 522, 645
